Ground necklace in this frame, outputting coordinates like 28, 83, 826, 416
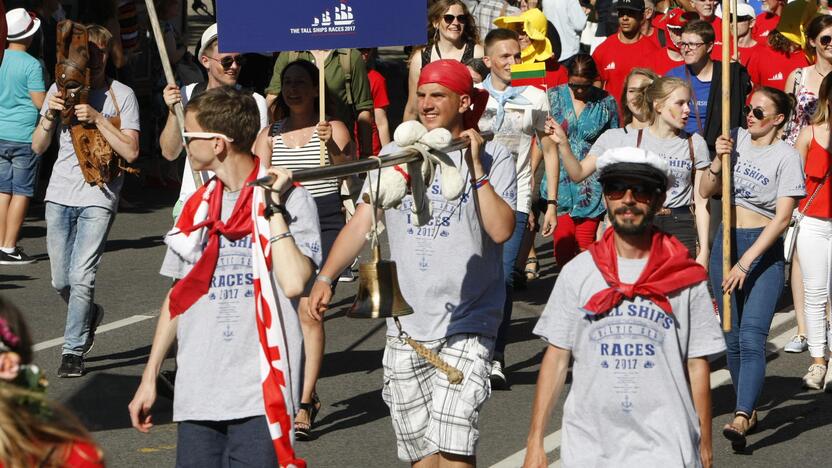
815, 65, 829, 78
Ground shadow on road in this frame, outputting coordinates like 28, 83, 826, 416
104, 235, 166, 253
313, 388, 388, 438
0, 274, 36, 290
64, 372, 172, 432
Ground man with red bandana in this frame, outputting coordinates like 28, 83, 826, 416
309, 59, 516, 467
523, 146, 725, 467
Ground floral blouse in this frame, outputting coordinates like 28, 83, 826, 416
541, 84, 620, 219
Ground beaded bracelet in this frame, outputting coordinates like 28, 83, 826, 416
269, 232, 293, 243
737, 261, 749, 274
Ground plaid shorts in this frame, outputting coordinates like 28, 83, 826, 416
381, 333, 494, 462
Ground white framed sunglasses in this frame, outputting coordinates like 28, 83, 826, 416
182, 132, 235, 143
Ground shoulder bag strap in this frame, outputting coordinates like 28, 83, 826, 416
688, 134, 696, 204
108, 83, 120, 117
338, 49, 354, 107
684, 66, 704, 134
636, 128, 643, 147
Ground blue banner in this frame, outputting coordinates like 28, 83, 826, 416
216, 0, 426, 53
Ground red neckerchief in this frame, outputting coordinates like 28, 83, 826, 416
168, 161, 259, 317
583, 228, 708, 315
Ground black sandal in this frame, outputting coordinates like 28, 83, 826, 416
722, 411, 754, 451
524, 257, 540, 281
294, 393, 321, 441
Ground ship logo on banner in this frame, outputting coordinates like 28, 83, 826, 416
298, 1, 357, 35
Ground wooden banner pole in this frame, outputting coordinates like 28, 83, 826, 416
721, 0, 733, 332
311, 50, 329, 167
144, 0, 202, 188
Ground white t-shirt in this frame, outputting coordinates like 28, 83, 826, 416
476, 82, 547, 214
176, 83, 269, 206
534, 251, 726, 467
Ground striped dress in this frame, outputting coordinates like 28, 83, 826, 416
270, 121, 339, 198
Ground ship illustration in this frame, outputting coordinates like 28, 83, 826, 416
333, 4, 354, 25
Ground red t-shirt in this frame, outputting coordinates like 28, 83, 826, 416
707, 16, 726, 61
646, 27, 662, 49
753, 13, 780, 43
545, 64, 569, 89
651, 48, 684, 75
738, 42, 765, 69
746, 44, 809, 90
593, 34, 660, 109
354, 69, 389, 156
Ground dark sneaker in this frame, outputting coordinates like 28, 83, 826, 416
83, 304, 104, 356
0, 247, 36, 265
58, 354, 84, 378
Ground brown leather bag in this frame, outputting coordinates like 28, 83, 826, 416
55, 20, 137, 187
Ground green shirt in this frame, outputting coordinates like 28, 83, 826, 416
266, 49, 374, 131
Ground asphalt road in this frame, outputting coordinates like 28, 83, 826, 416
3, 182, 832, 468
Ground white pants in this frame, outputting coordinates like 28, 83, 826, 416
795, 216, 832, 358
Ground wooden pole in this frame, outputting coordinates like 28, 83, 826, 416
311, 50, 329, 166
144, 0, 202, 188
721, 0, 733, 332
731, 0, 739, 62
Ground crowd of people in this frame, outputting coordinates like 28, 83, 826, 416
2, 0, 832, 466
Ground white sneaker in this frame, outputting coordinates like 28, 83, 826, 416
784, 335, 808, 353
490, 360, 507, 390
802, 364, 827, 389
824, 365, 832, 393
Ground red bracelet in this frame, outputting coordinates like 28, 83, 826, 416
472, 178, 490, 190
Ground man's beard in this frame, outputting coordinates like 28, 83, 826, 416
608, 205, 657, 236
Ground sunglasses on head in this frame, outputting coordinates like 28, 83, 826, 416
743, 105, 772, 120
819, 35, 832, 47
603, 181, 660, 204
208, 54, 246, 70
443, 14, 467, 24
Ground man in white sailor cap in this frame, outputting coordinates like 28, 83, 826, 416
523, 147, 726, 468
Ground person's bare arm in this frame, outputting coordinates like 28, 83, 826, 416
693, 169, 711, 269
128, 290, 179, 433
74, 104, 140, 162
356, 109, 374, 157
687, 357, 713, 468
266, 167, 316, 298
464, 129, 515, 243
375, 107, 391, 147
253, 126, 273, 167
159, 84, 184, 161
545, 116, 596, 182
539, 135, 559, 237
523, 345, 571, 468
700, 135, 733, 198
402, 51, 422, 122
32, 94, 63, 155
29, 91, 46, 111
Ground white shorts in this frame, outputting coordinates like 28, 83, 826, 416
381, 333, 494, 462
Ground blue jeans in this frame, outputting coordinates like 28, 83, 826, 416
495, 211, 529, 358
709, 225, 784, 415
176, 416, 278, 467
0, 139, 40, 197
46, 202, 115, 356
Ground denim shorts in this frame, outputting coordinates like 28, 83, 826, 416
0, 139, 39, 197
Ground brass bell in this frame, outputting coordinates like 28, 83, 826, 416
347, 245, 414, 319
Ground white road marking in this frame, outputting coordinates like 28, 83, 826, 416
490, 312, 798, 468
33, 314, 155, 351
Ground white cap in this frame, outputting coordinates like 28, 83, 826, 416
715, 2, 756, 20
597, 147, 670, 187
6, 8, 41, 41
197, 23, 218, 58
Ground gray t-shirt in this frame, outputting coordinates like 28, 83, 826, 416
728, 128, 806, 219
161, 185, 322, 422
362, 141, 517, 341
42, 81, 141, 212
534, 251, 726, 468
589, 127, 710, 208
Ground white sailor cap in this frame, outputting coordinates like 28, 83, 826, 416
596, 146, 670, 189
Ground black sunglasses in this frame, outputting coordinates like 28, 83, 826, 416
568, 82, 593, 92
208, 54, 246, 70
743, 105, 772, 120
443, 14, 467, 24
603, 181, 660, 204
820, 35, 832, 47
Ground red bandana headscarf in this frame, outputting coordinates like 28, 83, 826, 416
583, 228, 708, 315
418, 59, 489, 130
